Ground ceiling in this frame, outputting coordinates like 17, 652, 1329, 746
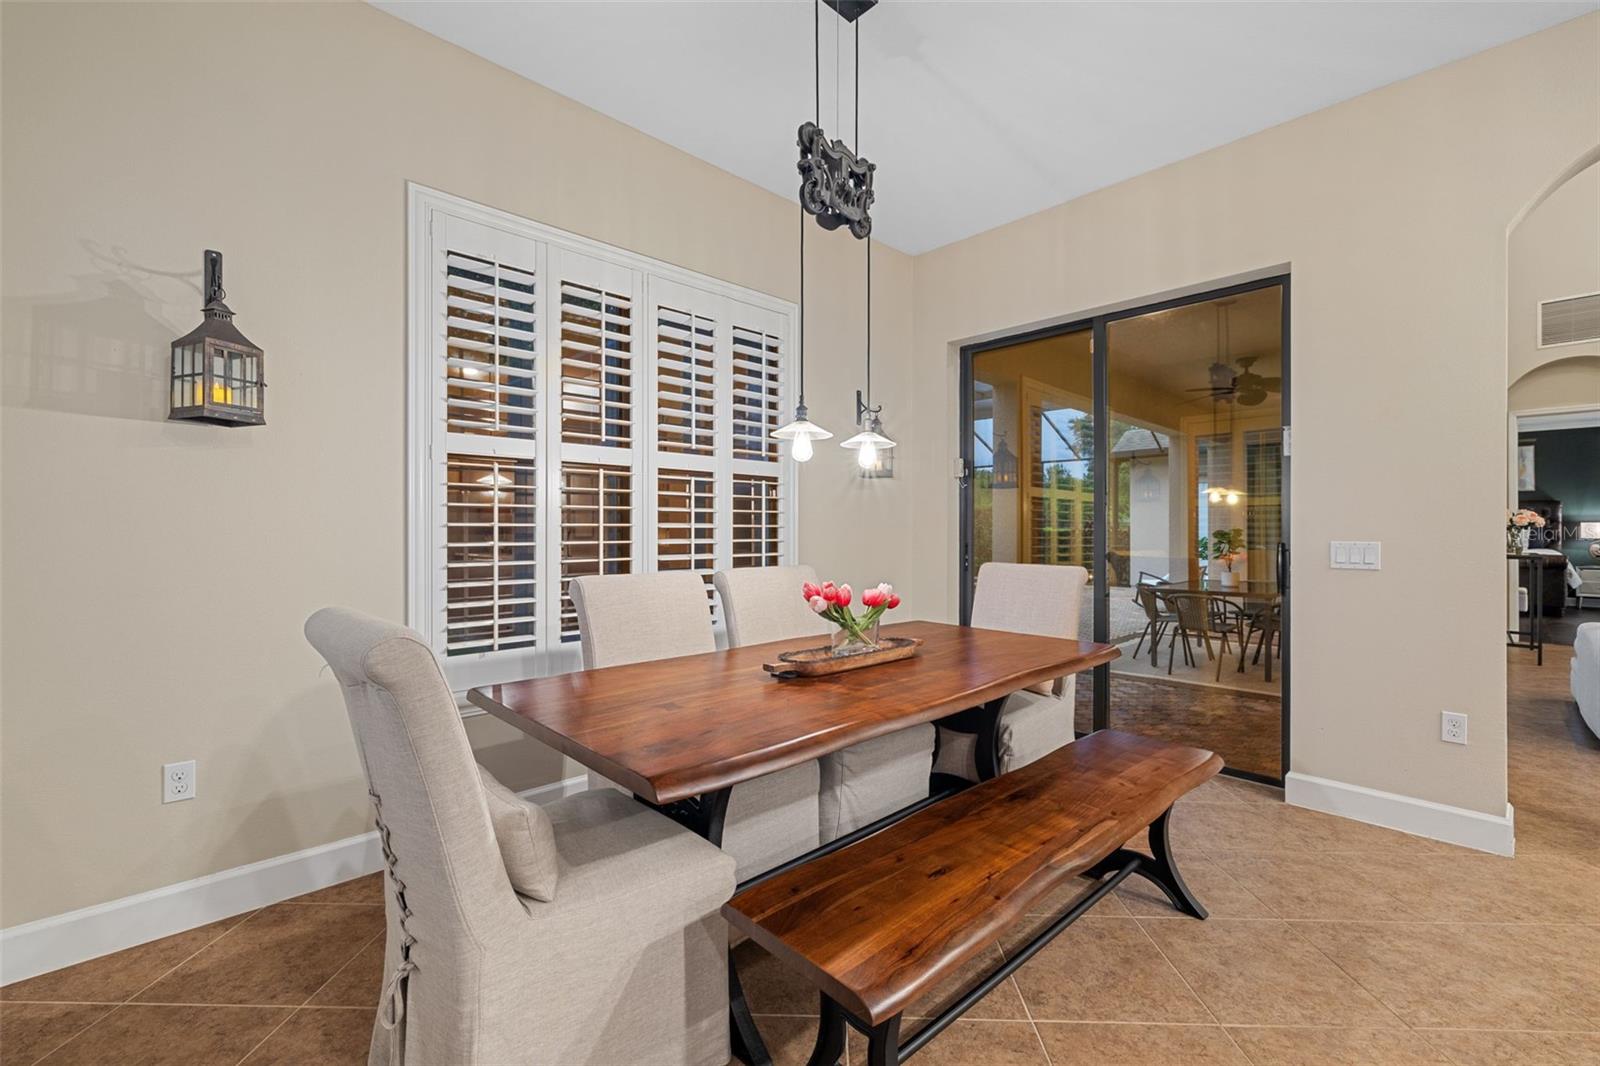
373, 1, 1595, 255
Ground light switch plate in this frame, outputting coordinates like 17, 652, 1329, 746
1330, 541, 1381, 570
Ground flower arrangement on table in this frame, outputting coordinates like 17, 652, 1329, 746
1507, 508, 1546, 554
802, 579, 901, 657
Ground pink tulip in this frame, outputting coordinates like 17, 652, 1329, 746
837, 583, 852, 607
821, 582, 839, 604
809, 595, 827, 614
861, 588, 884, 608
801, 581, 820, 601
886, 594, 900, 610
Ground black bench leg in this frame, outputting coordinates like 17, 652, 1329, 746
865, 1016, 902, 1066
805, 994, 847, 1066
1141, 807, 1207, 919
730, 957, 771, 1065
1083, 807, 1207, 920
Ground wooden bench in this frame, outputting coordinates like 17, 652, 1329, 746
723, 730, 1222, 1066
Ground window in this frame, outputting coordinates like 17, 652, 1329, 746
409, 187, 795, 690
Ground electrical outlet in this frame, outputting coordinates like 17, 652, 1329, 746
1441, 712, 1468, 745
163, 760, 196, 803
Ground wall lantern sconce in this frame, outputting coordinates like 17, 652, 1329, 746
169, 250, 265, 427
992, 432, 1018, 489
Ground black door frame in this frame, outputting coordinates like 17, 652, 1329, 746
958, 274, 1291, 786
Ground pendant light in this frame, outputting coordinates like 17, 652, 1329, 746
837, 12, 896, 468
771, 202, 832, 462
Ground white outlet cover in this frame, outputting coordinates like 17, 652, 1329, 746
1441, 712, 1468, 745
163, 760, 197, 803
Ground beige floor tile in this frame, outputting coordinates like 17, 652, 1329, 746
1023, 874, 1131, 917
1035, 1021, 1247, 1064
308, 935, 385, 1008
134, 904, 385, 1008
733, 940, 821, 1017
1206, 851, 1413, 921
904, 943, 1028, 1021
290, 873, 384, 906
745, 1014, 828, 1066
1414, 1028, 1600, 1065
1138, 918, 1399, 1028
36, 1004, 290, 1065
1297, 921, 1600, 1031
239, 1007, 373, 1065
1373, 852, 1600, 924
1116, 854, 1275, 919
1003, 917, 1212, 1024
1224, 1026, 1451, 1064
0, 1002, 113, 1065
0, 915, 251, 1004
847, 1019, 1049, 1066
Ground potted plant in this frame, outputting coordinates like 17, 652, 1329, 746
1210, 528, 1246, 589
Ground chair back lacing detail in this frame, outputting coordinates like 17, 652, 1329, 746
370, 788, 418, 1031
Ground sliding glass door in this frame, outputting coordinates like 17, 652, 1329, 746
961, 278, 1289, 783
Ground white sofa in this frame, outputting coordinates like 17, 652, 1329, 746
1575, 623, 1600, 739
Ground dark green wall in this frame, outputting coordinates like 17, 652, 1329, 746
1519, 427, 1600, 566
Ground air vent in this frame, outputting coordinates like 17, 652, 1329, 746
1538, 292, 1600, 348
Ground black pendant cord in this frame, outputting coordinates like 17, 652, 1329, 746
857, 18, 871, 414
798, 204, 806, 408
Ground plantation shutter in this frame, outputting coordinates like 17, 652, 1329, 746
431, 216, 546, 673
727, 300, 788, 569
731, 473, 783, 567
414, 194, 794, 686
731, 324, 782, 462
646, 278, 725, 615
553, 249, 641, 642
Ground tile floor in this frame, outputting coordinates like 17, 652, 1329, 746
3, 648, 1596, 1065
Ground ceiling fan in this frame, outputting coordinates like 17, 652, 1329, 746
1184, 300, 1282, 406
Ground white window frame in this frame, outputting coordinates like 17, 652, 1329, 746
406, 183, 798, 694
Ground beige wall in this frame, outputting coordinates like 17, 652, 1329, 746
4, 2, 1597, 931
0, 2, 914, 926
1509, 163, 1600, 389
906, 14, 1599, 818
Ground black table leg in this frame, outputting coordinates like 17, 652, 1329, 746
647, 787, 771, 1066
1534, 561, 1544, 666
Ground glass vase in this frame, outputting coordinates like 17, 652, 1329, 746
831, 619, 881, 658
1508, 527, 1529, 555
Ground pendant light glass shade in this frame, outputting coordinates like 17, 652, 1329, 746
841, 412, 895, 469
773, 402, 833, 462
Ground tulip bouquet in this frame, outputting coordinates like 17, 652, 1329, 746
802, 579, 901, 656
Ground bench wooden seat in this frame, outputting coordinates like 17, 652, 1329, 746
723, 730, 1222, 1066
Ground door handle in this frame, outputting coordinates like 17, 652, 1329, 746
1277, 542, 1289, 592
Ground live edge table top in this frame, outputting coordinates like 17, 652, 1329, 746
467, 620, 1119, 805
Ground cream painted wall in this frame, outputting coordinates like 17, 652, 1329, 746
0, 2, 913, 926
1509, 164, 1600, 388
1510, 356, 1600, 412
906, 14, 1600, 818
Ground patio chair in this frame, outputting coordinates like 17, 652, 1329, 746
1131, 573, 1174, 664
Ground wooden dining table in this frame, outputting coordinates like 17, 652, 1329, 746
469, 618, 1118, 1066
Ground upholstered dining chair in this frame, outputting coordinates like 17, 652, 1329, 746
933, 562, 1087, 782
570, 571, 822, 880
305, 607, 734, 1066
713, 565, 935, 844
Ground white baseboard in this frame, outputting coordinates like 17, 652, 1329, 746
0, 774, 589, 986
1285, 771, 1515, 856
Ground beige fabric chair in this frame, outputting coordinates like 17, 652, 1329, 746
570, 572, 822, 881
712, 565, 935, 844
933, 563, 1087, 782
305, 607, 734, 1066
